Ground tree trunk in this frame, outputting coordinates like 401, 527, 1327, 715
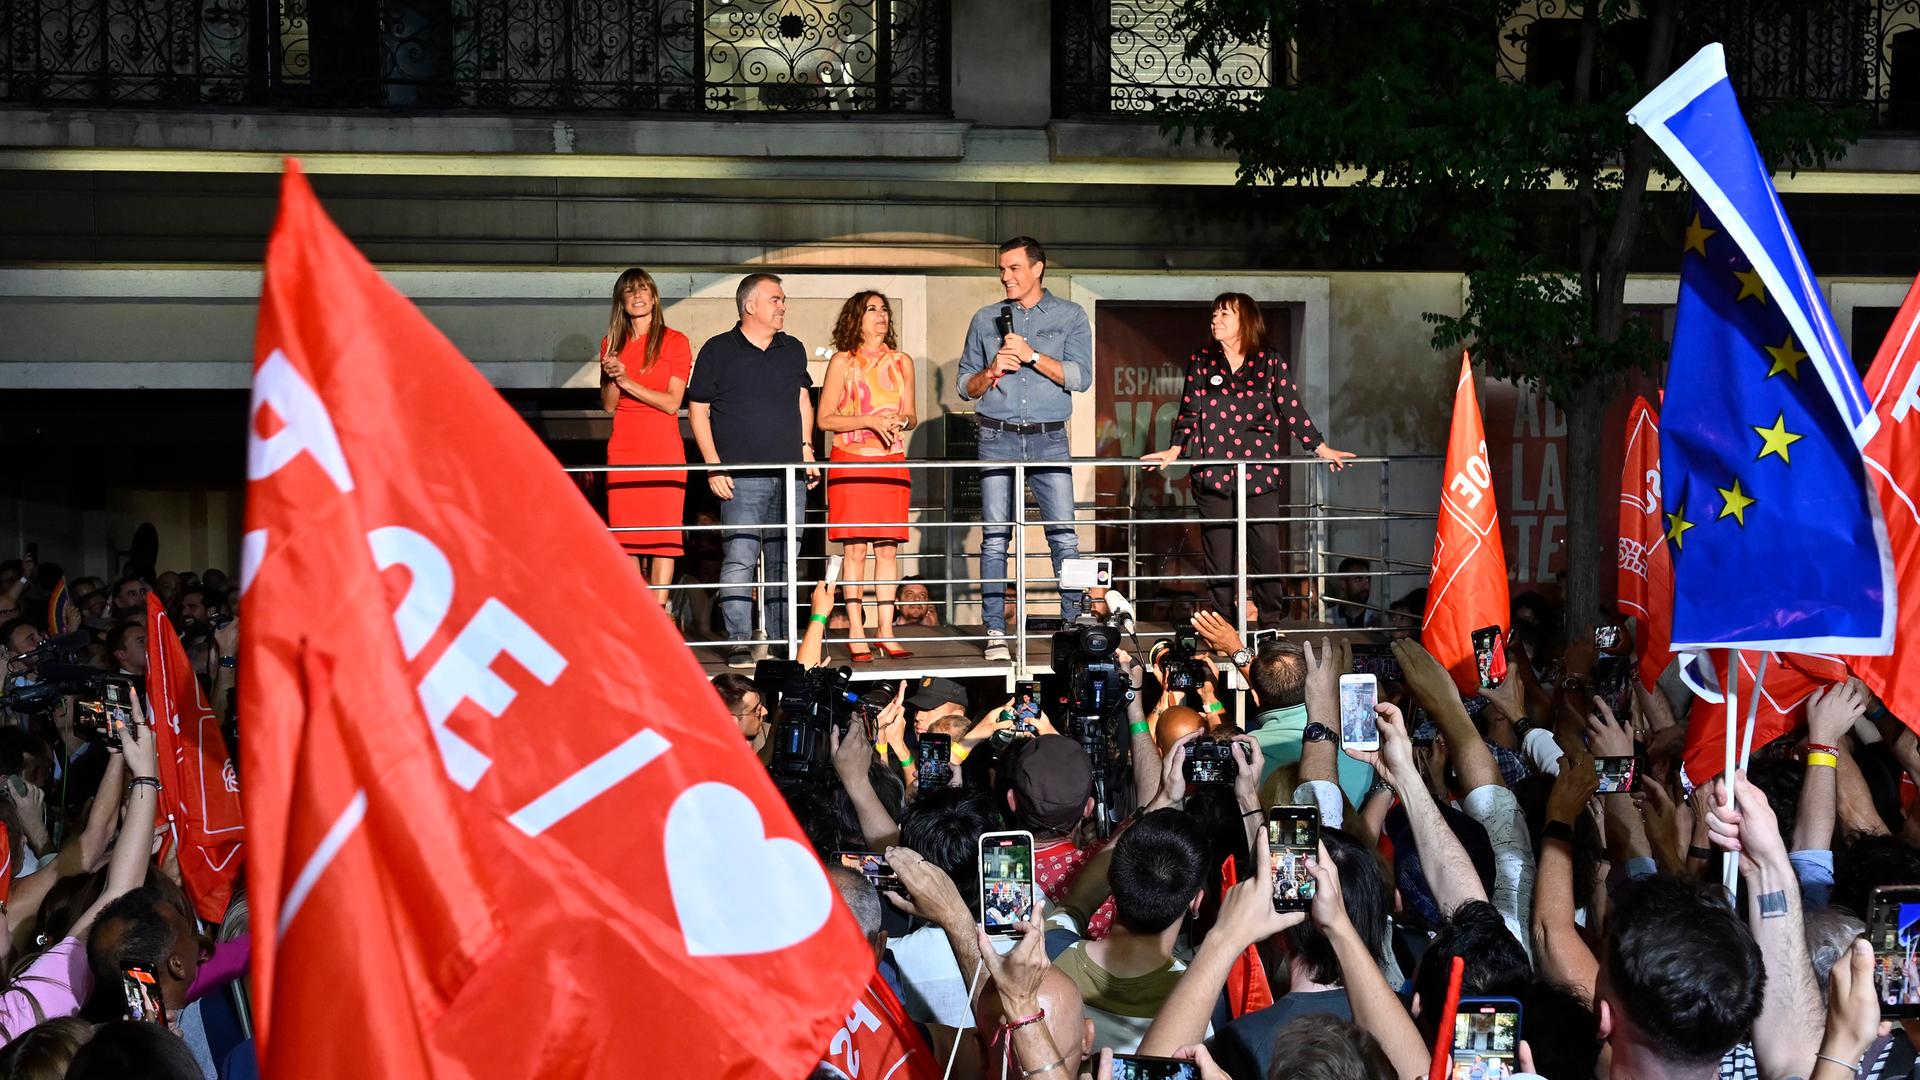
1563, 0, 1679, 634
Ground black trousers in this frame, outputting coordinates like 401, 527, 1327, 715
1193, 485, 1288, 623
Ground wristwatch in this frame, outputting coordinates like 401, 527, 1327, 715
1230, 647, 1253, 668
1024, 349, 1039, 366
1303, 722, 1335, 743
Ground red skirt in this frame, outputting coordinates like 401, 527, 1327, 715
827, 446, 909, 543
607, 406, 686, 557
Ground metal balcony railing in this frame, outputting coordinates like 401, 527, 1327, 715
566, 453, 1442, 681
0, 0, 949, 114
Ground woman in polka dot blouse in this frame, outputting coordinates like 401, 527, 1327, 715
1141, 293, 1354, 623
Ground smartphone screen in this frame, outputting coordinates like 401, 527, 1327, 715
1111, 1056, 1198, 1080
1593, 624, 1622, 650
1339, 674, 1379, 749
102, 678, 135, 731
1015, 680, 1042, 732
833, 851, 901, 894
121, 966, 166, 1025
1450, 998, 1522, 1079
1472, 625, 1504, 689
1594, 756, 1638, 794
978, 831, 1036, 936
918, 733, 952, 788
1868, 886, 1920, 1017
1267, 806, 1319, 912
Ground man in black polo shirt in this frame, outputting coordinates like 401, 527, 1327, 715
689, 273, 819, 668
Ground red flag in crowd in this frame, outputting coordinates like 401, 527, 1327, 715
1616, 399, 1673, 691
1424, 355, 1510, 693
822, 976, 942, 1080
144, 596, 245, 922
1681, 650, 1850, 786
1849, 275, 1920, 734
239, 162, 866, 1079
1218, 854, 1273, 1017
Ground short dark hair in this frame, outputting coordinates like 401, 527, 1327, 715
898, 789, 1003, 918
1506, 975, 1601, 1080
0, 619, 37, 649
107, 619, 143, 660
0, 1015, 93, 1078
1409, 900, 1530, 1041
1250, 639, 1307, 708
1604, 875, 1765, 1067
1264, 1015, 1395, 1080
85, 887, 178, 997
710, 673, 759, 712
110, 576, 145, 600
64, 1020, 200, 1080
735, 272, 782, 316
1109, 808, 1209, 934
1337, 557, 1371, 574
1282, 828, 1389, 985
998, 236, 1046, 272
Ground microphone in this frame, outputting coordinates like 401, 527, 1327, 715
996, 306, 1014, 339
1103, 590, 1136, 626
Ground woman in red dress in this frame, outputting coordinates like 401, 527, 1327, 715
817, 291, 915, 660
601, 267, 692, 607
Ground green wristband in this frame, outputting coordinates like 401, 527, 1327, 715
1206, 701, 1225, 714
899, 752, 914, 767
809, 613, 830, 626
1129, 720, 1150, 736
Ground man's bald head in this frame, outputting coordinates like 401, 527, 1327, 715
1038, 966, 1093, 1076
1156, 705, 1205, 756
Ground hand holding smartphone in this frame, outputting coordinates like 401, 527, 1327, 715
1111, 1056, 1199, 1080
917, 733, 952, 789
1339, 673, 1379, 750
1450, 998, 1522, 1079
1867, 885, 1920, 1017
1267, 806, 1319, 911
978, 830, 1037, 936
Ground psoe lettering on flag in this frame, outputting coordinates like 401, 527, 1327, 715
1628, 43, 1896, 656
1616, 398, 1673, 691
240, 160, 868, 1079
1423, 354, 1510, 694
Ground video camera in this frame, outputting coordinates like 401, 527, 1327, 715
0, 632, 124, 743
1050, 620, 1133, 740
761, 660, 878, 785
1153, 617, 1207, 693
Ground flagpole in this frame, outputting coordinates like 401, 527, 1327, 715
1738, 653, 1769, 769
1721, 648, 1740, 898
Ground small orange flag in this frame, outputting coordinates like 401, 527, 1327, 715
1423, 355, 1510, 694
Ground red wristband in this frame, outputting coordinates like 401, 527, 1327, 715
1004, 1009, 1046, 1031
1807, 743, 1841, 756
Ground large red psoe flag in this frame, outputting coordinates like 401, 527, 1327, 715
144, 596, 245, 922
1424, 355, 1510, 693
239, 162, 865, 1079
1849, 275, 1920, 734
1682, 650, 1849, 786
1616, 398, 1673, 690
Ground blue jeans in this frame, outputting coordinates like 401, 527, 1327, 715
978, 425, 1079, 632
718, 473, 810, 643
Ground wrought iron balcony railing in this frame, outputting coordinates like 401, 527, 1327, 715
1056, 0, 1920, 129
0, 0, 949, 114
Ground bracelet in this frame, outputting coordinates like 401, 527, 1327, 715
1807, 742, 1841, 755
1021, 1058, 1068, 1078
1129, 720, 1149, 736
130, 776, 162, 793
1807, 751, 1839, 769
874, 741, 888, 755
1688, 844, 1716, 860
899, 752, 914, 767
1206, 701, 1225, 714
1541, 819, 1574, 844
1242, 807, 1264, 819
809, 613, 829, 626
1004, 1009, 1046, 1032
952, 745, 971, 766
1815, 1052, 1861, 1073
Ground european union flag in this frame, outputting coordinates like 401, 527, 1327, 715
1629, 44, 1895, 654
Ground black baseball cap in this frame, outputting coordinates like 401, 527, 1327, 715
907, 677, 968, 712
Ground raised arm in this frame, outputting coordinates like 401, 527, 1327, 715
68, 695, 162, 941
6, 753, 127, 935
1346, 703, 1489, 918
1392, 639, 1501, 794
1531, 749, 1600, 997
1797, 681, 1865, 854
1707, 771, 1821, 1080
1305, 845, 1430, 1079
830, 687, 901, 850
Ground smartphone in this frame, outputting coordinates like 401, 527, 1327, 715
1867, 886, 1920, 1017
1267, 805, 1319, 912
1247, 628, 1281, 654
101, 677, 136, 732
1472, 625, 1505, 689
121, 965, 166, 1025
1594, 756, 1639, 794
978, 830, 1037, 936
1110, 1056, 1199, 1080
833, 850, 902, 894
1593, 624, 1622, 650
1060, 557, 1112, 591
1339, 673, 1379, 750
917, 733, 952, 789
1014, 680, 1042, 734
825, 554, 844, 586
1450, 998, 1522, 1080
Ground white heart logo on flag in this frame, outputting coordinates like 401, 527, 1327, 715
665, 783, 832, 957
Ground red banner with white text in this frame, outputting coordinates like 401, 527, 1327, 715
144, 597, 245, 922
1616, 399, 1674, 690
1848, 275, 1920, 734
1424, 356, 1511, 693
239, 161, 866, 1079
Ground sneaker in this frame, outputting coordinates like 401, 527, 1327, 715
727, 646, 754, 669
983, 630, 1011, 663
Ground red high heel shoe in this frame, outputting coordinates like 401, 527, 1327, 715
876, 642, 914, 660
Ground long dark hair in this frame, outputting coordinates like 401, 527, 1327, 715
605, 267, 668, 374
830, 290, 898, 354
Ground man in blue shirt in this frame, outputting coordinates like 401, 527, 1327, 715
958, 237, 1092, 661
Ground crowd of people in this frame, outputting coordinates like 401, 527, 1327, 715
740, 570, 1920, 1080
597, 236, 1354, 667
0, 560, 251, 1079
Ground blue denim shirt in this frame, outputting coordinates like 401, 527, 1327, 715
958, 289, 1092, 424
